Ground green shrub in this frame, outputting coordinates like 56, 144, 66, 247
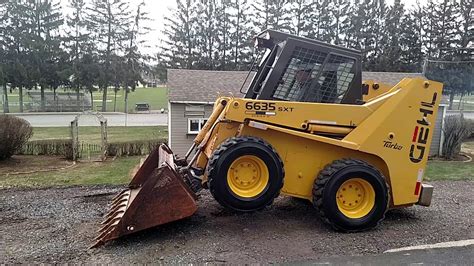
442, 116, 471, 159
20, 139, 74, 159
107, 139, 166, 157
0, 115, 33, 160
466, 119, 474, 139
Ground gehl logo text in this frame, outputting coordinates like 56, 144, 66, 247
409, 92, 438, 163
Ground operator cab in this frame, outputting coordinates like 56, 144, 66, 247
244, 30, 363, 104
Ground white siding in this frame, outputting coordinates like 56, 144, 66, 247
429, 105, 446, 157
169, 102, 214, 156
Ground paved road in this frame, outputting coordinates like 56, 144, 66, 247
8, 110, 473, 127
446, 110, 474, 120
11, 113, 168, 127
311, 244, 474, 265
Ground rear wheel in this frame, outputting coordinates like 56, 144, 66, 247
208, 137, 284, 212
313, 158, 389, 231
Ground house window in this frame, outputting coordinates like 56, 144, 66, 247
188, 118, 208, 134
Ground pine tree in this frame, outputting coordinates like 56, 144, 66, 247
316, 0, 335, 42
433, 0, 459, 58
369, 0, 388, 70
346, 0, 377, 69
123, 1, 150, 113
66, 0, 93, 109
195, 0, 218, 69
3, 1, 38, 113
423, 0, 459, 59
88, 0, 132, 112
457, 0, 473, 53
15, 0, 64, 111
215, 0, 234, 70
229, 0, 253, 70
423, 0, 463, 108
161, 0, 199, 69
331, 0, 352, 45
376, 0, 404, 71
399, 5, 423, 72
0, 0, 11, 113
288, 0, 314, 36
252, 0, 291, 33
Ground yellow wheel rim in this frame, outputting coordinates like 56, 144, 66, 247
227, 155, 269, 198
336, 178, 375, 219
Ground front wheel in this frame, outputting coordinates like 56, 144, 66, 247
313, 158, 389, 231
207, 136, 284, 212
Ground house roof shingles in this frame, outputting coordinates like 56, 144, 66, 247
167, 69, 425, 103
167, 69, 252, 102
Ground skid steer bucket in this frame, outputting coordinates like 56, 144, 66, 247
92, 144, 198, 248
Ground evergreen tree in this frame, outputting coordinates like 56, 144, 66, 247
252, 0, 291, 33
399, 4, 424, 72
161, 0, 199, 69
423, 0, 458, 58
88, 0, 132, 112
195, 0, 218, 69
316, 0, 336, 42
2, 1, 36, 113
331, 0, 352, 45
346, 0, 377, 69
216, 0, 233, 70
16, 0, 63, 111
376, 0, 404, 71
288, 0, 314, 37
65, 0, 93, 108
457, 0, 473, 53
123, 1, 150, 113
0, 0, 11, 113
229, 0, 253, 70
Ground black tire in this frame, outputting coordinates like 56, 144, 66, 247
313, 158, 389, 231
207, 136, 284, 212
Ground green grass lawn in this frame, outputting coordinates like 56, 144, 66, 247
0, 86, 168, 113
1, 155, 471, 189
425, 160, 474, 181
31, 126, 168, 144
0, 156, 140, 188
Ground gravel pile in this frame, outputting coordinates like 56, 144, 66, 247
1, 181, 473, 263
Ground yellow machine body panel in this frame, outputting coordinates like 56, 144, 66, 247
195, 78, 443, 206
362, 80, 394, 102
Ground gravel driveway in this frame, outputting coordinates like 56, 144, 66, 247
1, 181, 473, 264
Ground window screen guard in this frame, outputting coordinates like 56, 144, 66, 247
272, 47, 356, 104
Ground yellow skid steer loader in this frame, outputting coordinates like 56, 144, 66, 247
93, 30, 442, 247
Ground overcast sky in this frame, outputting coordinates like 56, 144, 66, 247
60, 0, 426, 55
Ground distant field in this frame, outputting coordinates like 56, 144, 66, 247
0, 87, 168, 113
